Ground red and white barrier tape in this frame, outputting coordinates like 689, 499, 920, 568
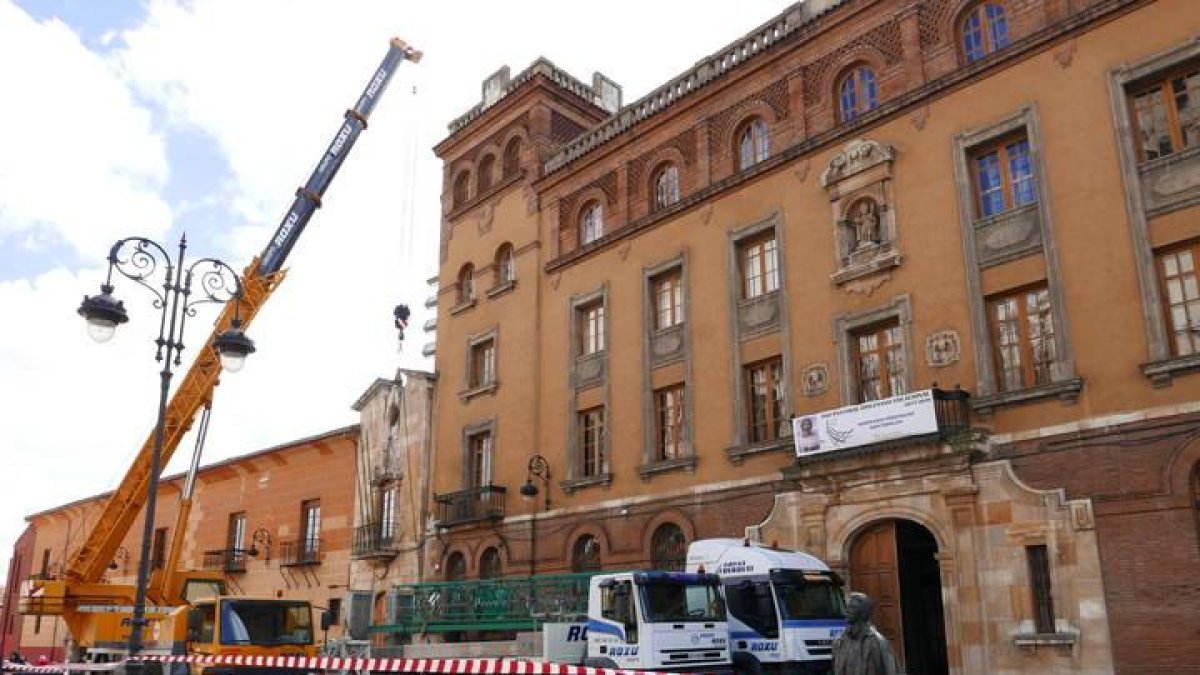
4, 657, 691, 675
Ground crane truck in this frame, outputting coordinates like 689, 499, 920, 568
20, 37, 422, 672
686, 539, 847, 675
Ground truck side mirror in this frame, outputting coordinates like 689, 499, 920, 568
186, 609, 204, 641
320, 609, 336, 631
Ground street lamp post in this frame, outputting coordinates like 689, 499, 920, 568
519, 455, 551, 576
78, 234, 256, 667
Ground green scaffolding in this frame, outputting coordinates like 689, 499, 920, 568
369, 573, 598, 635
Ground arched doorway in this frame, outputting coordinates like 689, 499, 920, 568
650, 523, 687, 571
849, 519, 948, 675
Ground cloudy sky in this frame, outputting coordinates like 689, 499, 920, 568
0, 0, 777, 582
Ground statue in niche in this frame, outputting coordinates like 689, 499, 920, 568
851, 199, 881, 251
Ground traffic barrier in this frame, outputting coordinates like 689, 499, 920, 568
4, 657, 687, 675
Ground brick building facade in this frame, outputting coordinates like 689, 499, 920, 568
429, 1, 1200, 674
2, 427, 358, 661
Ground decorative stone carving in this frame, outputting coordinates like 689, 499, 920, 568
550, 273, 562, 290
739, 294, 780, 334
841, 272, 891, 296
794, 159, 810, 184
476, 204, 494, 234
1140, 146, 1200, 216
700, 204, 714, 225
1053, 40, 1077, 68
650, 326, 684, 363
822, 139, 902, 288
910, 105, 930, 131
618, 241, 632, 261
925, 330, 961, 368
523, 186, 538, 215
574, 353, 604, 388
821, 139, 897, 187
1069, 500, 1095, 531
975, 204, 1043, 267
801, 363, 829, 396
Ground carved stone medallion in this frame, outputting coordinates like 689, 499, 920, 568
925, 329, 961, 368
801, 363, 829, 396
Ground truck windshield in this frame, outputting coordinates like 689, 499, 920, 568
773, 581, 846, 620
640, 582, 725, 623
219, 600, 313, 646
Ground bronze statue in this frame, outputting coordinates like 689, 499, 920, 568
832, 592, 898, 675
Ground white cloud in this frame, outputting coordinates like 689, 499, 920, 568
0, 0, 777, 584
0, 0, 171, 257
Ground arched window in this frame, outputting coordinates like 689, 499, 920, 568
503, 137, 523, 177
737, 117, 769, 171
838, 66, 879, 123
453, 170, 471, 206
961, 3, 1010, 63
445, 551, 467, 581
650, 523, 687, 571
477, 154, 496, 193
457, 264, 475, 304
571, 535, 601, 572
653, 164, 680, 211
579, 201, 604, 246
494, 243, 515, 286
479, 547, 502, 579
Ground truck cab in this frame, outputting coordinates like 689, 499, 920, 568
585, 571, 731, 673
686, 539, 846, 675
185, 597, 316, 674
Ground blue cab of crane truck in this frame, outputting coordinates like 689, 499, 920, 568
686, 538, 848, 675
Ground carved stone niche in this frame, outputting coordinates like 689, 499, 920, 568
821, 139, 902, 287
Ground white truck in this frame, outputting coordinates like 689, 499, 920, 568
686, 539, 847, 675
543, 571, 732, 673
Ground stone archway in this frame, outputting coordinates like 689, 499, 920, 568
849, 519, 948, 675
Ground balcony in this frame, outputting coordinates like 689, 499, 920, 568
434, 485, 506, 527
352, 524, 399, 560
202, 548, 250, 573
372, 573, 596, 635
279, 539, 323, 567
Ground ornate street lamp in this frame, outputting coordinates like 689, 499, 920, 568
78, 234, 254, 664
520, 454, 551, 575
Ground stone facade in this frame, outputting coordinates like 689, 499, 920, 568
346, 370, 436, 643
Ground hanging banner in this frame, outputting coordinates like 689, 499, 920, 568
793, 389, 939, 457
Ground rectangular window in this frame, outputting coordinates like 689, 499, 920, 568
579, 407, 607, 477
855, 323, 907, 402
301, 500, 321, 558
151, 527, 168, 570
1026, 545, 1056, 634
40, 548, 50, 577
972, 136, 1037, 218
652, 270, 684, 331
1131, 66, 1200, 162
654, 385, 686, 461
1157, 244, 1200, 356
380, 488, 396, 540
988, 286, 1056, 392
740, 233, 779, 299
744, 358, 784, 443
227, 512, 246, 551
468, 431, 493, 488
578, 302, 606, 355
470, 338, 496, 388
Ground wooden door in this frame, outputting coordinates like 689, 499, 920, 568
850, 521, 904, 667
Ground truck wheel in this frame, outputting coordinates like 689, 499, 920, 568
731, 652, 764, 675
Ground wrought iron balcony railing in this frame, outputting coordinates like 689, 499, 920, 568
932, 387, 971, 438
202, 548, 250, 573
433, 485, 506, 527
371, 573, 598, 635
352, 523, 399, 559
279, 539, 323, 567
